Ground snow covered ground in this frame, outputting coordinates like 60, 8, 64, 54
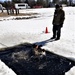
0, 7, 75, 75
65, 66, 75, 75
0, 60, 16, 75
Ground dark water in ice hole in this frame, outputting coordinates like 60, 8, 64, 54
0, 43, 75, 75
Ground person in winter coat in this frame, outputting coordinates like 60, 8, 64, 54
32, 44, 46, 56
51, 4, 65, 40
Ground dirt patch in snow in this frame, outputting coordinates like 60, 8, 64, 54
0, 12, 38, 17
0, 12, 39, 21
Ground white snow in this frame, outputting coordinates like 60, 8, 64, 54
0, 7, 75, 75
65, 66, 75, 75
0, 60, 16, 75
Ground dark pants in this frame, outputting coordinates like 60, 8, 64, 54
15, 9, 19, 15
10, 9, 14, 14
7, 8, 10, 15
52, 25, 62, 39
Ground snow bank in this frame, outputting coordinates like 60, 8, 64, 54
65, 66, 75, 75
0, 60, 16, 75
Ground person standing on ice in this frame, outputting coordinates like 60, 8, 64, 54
51, 4, 65, 40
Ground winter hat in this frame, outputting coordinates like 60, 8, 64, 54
55, 4, 60, 9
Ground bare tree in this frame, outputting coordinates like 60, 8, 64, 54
12, 0, 21, 3
43, 0, 49, 7
36, 0, 48, 7
28, 0, 35, 8
53, 0, 60, 4
61, 0, 68, 4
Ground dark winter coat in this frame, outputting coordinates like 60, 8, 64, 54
52, 9, 65, 27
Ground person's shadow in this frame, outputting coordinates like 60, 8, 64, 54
33, 39, 52, 47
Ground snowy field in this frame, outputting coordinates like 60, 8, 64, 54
0, 7, 75, 75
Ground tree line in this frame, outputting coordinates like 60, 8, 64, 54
0, 0, 75, 8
